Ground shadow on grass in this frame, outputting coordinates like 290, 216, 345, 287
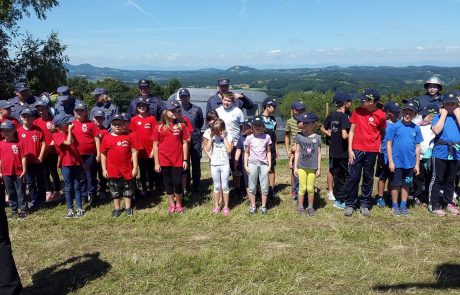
24, 252, 110, 295
372, 263, 460, 291
297, 188, 327, 209
184, 177, 213, 208
134, 193, 163, 210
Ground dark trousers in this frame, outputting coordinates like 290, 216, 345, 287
26, 163, 45, 209
4, 176, 27, 212
138, 158, 155, 192
345, 150, 378, 208
96, 162, 107, 195
43, 153, 61, 192
80, 155, 97, 198
161, 166, 183, 195
62, 165, 83, 210
413, 158, 431, 203
186, 141, 202, 190
332, 157, 350, 201
0, 191, 23, 295
429, 158, 460, 210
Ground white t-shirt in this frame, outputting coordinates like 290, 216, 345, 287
216, 105, 244, 145
209, 133, 233, 166
420, 124, 435, 158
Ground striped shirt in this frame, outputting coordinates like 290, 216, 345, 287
285, 117, 301, 147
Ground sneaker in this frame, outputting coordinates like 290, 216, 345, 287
18, 211, 28, 219
447, 204, 460, 215
75, 209, 85, 218
414, 198, 421, 206
260, 207, 268, 215
306, 207, 316, 216
376, 198, 386, 208
344, 206, 353, 217
327, 191, 335, 201
432, 209, 447, 217
223, 207, 230, 216
112, 209, 123, 217
360, 206, 370, 217
297, 207, 305, 214
65, 209, 74, 219
175, 205, 185, 213
125, 208, 133, 216
9, 211, 18, 219
333, 200, 346, 209
392, 207, 401, 216
249, 207, 256, 214
45, 191, 54, 202
212, 207, 221, 214
400, 207, 410, 216
168, 205, 176, 214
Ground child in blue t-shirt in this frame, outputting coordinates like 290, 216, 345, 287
386, 100, 423, 215
429, 93, 460, 216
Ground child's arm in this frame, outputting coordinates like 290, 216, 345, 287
234, 148, 241, 171
284, 129, 291, 160
101, 154, 108, 178
320, 125, 331, 137
293, 143, 300, 176
432, 109, 447, 135
386, 140, 395, 172
244, 145, 250, 174
414, 143, 421, 175
266, 144, 272, 173
19, 156, 27, 181
316, 143, 322, 178
62, 124, 74, 146
131, 148, 138, 177
342, 129, 349, 140
348, 124, 355, 164
94, 136, 101, 162
453, 107, 460, 126
153, 141, 160, 173
223, 135, 233, 154
204, 136, 213, 152
182, 139, 189, 170
0, 160, 2, 178
38, 141, 46, 163
202, 138, 212, 160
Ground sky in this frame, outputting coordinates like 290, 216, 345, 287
16, 0, 460, 70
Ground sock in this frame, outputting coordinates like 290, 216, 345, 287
392, 202, 399, 209
400, 201, 407, 209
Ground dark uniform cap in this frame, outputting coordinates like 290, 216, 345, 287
34, 99, 49, 108
402, 99, 419, 112
20, 108, 34, 116
420, 104, 440, 116
359, 88, 381, 102
383, 101, 401, 113
442, 93, 459, 104
251, 116, 264, 126
333, 92, 352, 106
0, 101, 13, 109
110, 114, 125, 123
296, 112, 319, 123
93, 110, 105, 118
56, 86, 70, 94
91, 88, 108, 95
0, 120, 15, 129
239, 119, 251, 127
136, 97, 149, 107
138, 79, 151, 87
179, 88, 190, 97
74, 103, 88, 111
217, 79, 230, 86
15, 82, 29, 92
53, 114, 74, 126
290, 100, 306, 110
163, 102, 178, 111
262, 97, 278, 108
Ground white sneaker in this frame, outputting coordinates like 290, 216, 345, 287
327, 191, 335, 201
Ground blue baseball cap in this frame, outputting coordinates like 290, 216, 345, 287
290, 100, 306, 110
420, 104, 439, 116
34, 99, 50, 108
296, 112, 319, 123
333, 92, 352, 106
443, 93, 459, 104
359, 88, 381, 102
262, 97, 278, 108
110, 114, 124, 123
239, 119, 251, 127
53, 114, 74, 126
15, 82, 29, 92
136, 97, 149, 107
121, 113, 130, 121
402, 99, 419, 112
138, 79, 150, 87
0, 120, 15, 129
56, 86, 70, 94
0, 101, 13, 109
91, 88, 107, 95
217, 78, 230, 86
74, 102, 88, 111
20, 108, 34, 116
251, 116, 264, 126
383, 101, 401, 113
179, 88, 190, 97
93, 110, 105, 118
163, 102, 178, 111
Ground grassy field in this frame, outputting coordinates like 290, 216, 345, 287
8, 159, 460, 294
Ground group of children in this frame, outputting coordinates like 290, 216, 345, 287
1, 87, 459, 219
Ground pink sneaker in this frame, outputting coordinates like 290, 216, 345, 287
175, 205, 185, 213
212, 207, 220, 214
432, 209, 447, 217
168, 204, 176, 214
46, 191, 54, 202
223, 207, 230, 216
447, 204, 460, 215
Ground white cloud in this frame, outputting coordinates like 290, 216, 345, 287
125, 0, 158, 23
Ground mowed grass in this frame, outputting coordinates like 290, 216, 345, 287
8, 158, 460, 294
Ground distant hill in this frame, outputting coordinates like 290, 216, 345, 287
65, 63, 460, 97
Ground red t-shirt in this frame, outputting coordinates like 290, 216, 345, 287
152, 123, 190, 167
129, 115, 157, 158
350, 107, 387, 152
96, 125, 109, 140
52, 131, 82, 167
33, 117, 57, 154
72, 120, 100, 155
101, 133, 134, 180
0, 140, 25, 176
180, 116, 194, 135
17, 125, 44, 163
0, 117, 21, 141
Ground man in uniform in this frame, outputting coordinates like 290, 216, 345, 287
416, 76, 443, 110
127, 80, 164, 120
205, 78, 254, 115
9, 82, 37, 121
54, 86, 83, 115
89, 88, 118, 129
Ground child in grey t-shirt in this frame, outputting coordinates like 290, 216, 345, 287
294, 112, 322, 216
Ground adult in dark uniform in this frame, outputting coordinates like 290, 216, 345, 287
127, 80, 164, 120
8, 82, 37, 121
416, 76, 443, 110
0, 190, 23, 295
54, 86, 83, 115
179, 88, 204, 192
205, 78, 254, 115
89, 88, 118, 129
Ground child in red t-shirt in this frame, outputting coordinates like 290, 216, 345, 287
173, 105, 194, 196
73, 103, 101, 206
344, 89, 387, 217
0, 120, 27, 219
34, 100, 61, 202
152, 102, 190, 213
101, 114, 138, 217
18, 108, 46, 210
0, 102, 21, 140
92, 110, 109, 200
129, 98, 158, 197
52, 114, 84, 219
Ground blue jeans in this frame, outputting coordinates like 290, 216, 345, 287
345, 150, 378, 209
80, 155, 97, 197
62, 166, 83, 210
26, 163, 45, 209
4, 176, 27, 212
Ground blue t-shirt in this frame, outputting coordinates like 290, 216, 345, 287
380, 120, 396, 164
431, 114, 460, 160
385, 120, 423, 168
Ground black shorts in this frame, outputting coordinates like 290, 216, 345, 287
109, 178, 136, 199
390, 168, 414, 188
328, 154, 333, 170
270, 151, 276, 172
375, 154, 390, 180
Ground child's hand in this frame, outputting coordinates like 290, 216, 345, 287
414, 165, 420, 176
440, 108, 448, 116
294, 168, 298, 177
19, 171, 25, 180
289, 158, 294, 169
245, 165, 250, 174
68, 123, 74, 131
454, 107, 460, 116
132, 167, 138, 178
96, 154, 101, 163
149, 151, 154, 159
389, 162, 395, 173
316, 169, 321, 178
102, 169, 108, 179
220, 131, 226, 138
348, 150, 355, 165
155, 163, 161, 173
182, 160, 188, 171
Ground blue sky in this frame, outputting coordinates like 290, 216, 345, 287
17, 0, 460, 70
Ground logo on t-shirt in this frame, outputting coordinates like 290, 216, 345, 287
82, 124, 88, 132
172, 125, 181, 136
368, 116, 376, 126
32, 135, 38, 142
117, 141, 129, 147
21, 134, 26, 138
144, 123, 151, 129
46, 122, 53, 129
137, 121, 142, 125
11, 145, 19, 154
